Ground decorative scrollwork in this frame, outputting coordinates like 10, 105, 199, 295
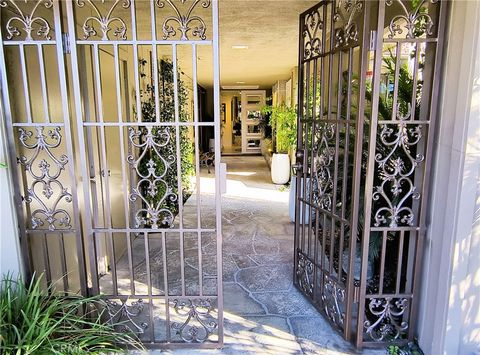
127, 126, 177, 229
364, 297, 409, 342
105, 299, 148, 334
296, 252, 314, 296
333, 0, 363, 49
171, 299, 217, 343
0, 0, 53, 40
17, 127, 72, 231
322, 275, 346, 328
156, 0, 211, 40
386, 0, 438, 39
373, 121, 423, 228
74, 0, 131, 40
312, 123, 335, 211
303, 9, 323, 60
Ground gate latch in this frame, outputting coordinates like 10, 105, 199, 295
292, 149, 305, 175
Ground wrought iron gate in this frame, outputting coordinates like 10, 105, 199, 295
293, 0, 447, 348
0, 0, 223, 348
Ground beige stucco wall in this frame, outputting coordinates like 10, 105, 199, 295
418, 1, 480, 354
0, 100, 22, 277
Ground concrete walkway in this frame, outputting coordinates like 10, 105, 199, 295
150, 156, 383, 354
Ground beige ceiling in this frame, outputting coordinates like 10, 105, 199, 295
218, 0, 317, 89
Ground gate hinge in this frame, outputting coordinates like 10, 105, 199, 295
62, 33, 71, 54
369, 30, 377, 51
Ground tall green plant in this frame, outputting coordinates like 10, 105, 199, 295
261, 104, 297, 154
0, 273, 143, 354
137, 59, 195, 227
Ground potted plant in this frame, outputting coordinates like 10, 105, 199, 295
262, 105, 297, 184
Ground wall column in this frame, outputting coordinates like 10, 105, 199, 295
418, 1, 480, 354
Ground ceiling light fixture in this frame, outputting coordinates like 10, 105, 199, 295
232, 45, 248, 49
221, 85, 259, 90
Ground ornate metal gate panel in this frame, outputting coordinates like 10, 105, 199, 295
0, 0, 223, 348
294, 0, 447, 348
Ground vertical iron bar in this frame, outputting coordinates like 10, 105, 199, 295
396, 231, 405, 294
127, 232, 135, 294
302, 61, 311, 254
212, 0, 224, 344
379, 231, 387, 294
312, 208, 320, 299
391, 42, 401, 121
107, 232, 117, 295
330, 49, 343, 275
338, 48, 353, 284
144, 231, 154, 341
42, 233, 52, 286
58, 232, 69, 292
19, 44, 32, 123
172, 44, 186, 296
133, 43, 141, 122
356, 0, 386, 348
345, 0, 371, 339
112, 44, 135, 294
93, 44, 117, 293
294, 10, 306, 286
307, 57, 318, 258
162, 231, 171, 341
410, 43, 420, 121
320, 212, 327, 296
36, 44, 50, 123
54, 1, 89, 295
192, 43, 203, 296
149, 1, 160, 122
65, 0, 98, 295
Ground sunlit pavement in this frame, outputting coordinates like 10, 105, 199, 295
133, 156, 384, 354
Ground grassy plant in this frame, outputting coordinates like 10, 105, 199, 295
261, 105, 297, 154
0, 273, 143, 354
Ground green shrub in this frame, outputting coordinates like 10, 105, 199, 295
261, 104, 297, 154
0, 273, 143, 354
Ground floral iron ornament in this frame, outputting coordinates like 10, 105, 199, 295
0, 0, 53, 40
333, 0, 363, 48
171, 299, 217, 343
372, 107, 424, 228
386, 0, 438, 39
156, 0, 211, 40
364, 297, 409, 341
17, 127, 72, 231
297, 252, 314, 296
105, 299, 148, 334
303, 8, 323, 59
127, 126, 178, 229
322, 275, 346, 328
75, 0, 131, 40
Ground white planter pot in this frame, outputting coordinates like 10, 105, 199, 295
289, 176, 310, 224
271, 153, 290, 184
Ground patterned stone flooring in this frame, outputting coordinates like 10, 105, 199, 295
141, 156, 383, 354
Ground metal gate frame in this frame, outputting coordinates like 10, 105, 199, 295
0, 0, 223, 348
294, 0, 448, 348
